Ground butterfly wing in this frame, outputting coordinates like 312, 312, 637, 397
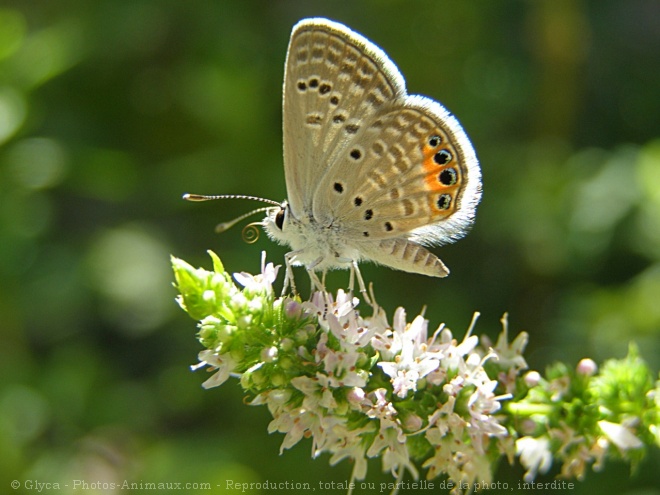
281, 18, 481, 277
282, 18, 406, 218
316, 95, 481, 245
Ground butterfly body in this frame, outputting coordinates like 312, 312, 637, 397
262, 18, 482, 278
263, 201, 363, 271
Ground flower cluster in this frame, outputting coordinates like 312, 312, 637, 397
511, 352, 659, 482
172, 252, 659, 491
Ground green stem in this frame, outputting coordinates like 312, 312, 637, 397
506, 402, 555, 416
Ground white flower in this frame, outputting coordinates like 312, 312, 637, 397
269, 406, 321, 452
291, 374, 338, 411
233, 252, 279, 293
302, 290, 377, 388
312, 322, 367, 388
426, 396, 466, 441
326, 309, 376, 349
374, 427, 419, 480
250, 388, 291, 414
598, 420, 643, 450
441, 333, 479, 371
516, 436, 553, 482
191, 350, 237, 389
423, 414, 493, 488
490, 313, 528, 372
371, 307, 407, 359
377, 313, 440, 398
363, 388, 399, 425
328, 424, 374, 480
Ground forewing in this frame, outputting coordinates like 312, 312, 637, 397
282, 18, 406, 217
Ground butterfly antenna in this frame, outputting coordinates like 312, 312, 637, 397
215, 207, 272, 234
182, 193, 280, 236
183, 193, 280, 207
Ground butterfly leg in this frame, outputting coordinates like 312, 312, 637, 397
283, 250, 302, 297
305, 256, 326, 293
305, 259, 332, 313
306, 269, 325, 292
336, 257, 372, 305
350, 260, 372, 305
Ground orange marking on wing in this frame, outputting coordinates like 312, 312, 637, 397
421, 140, 461, 216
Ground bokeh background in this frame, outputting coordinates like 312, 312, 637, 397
1, 1, 658, 493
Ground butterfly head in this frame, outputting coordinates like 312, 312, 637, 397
262, 200, 298, 247
273, 201, 287, 230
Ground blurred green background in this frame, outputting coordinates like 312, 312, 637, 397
1, 0, 658, 493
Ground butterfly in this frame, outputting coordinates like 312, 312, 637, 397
186, 18, 481, 294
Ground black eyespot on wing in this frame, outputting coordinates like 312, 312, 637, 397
384, 221, 393, 231
309, 78, 319, 88
345, 124, 360, 134
364, 209, 373, 220
319, 83, 331, 94
429, 135, 442, 147
438, 168, 458, 186
437, 194, 452, 210
333, 114, 346, 124
350, 149, 362, 160
275, 208, 285, 229
334, 182, 344, 193
434, 149, 452, 165
330, 96, 339, 105
354, 197, 363, 207
297, 81, 307, 91
363, 231, 369, 237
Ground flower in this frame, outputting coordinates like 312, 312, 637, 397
598, 420, 643, 451
173, 251, 658, 489
377, 312, 440, 398
516, 436, 553, 482
190, 349, 238, 389
291, 374, 338, 411
233, 251, 279, 294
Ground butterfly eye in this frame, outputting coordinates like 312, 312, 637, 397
275, 208, 286, 229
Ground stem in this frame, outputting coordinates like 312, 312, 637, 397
390, 468, 405, 495
506, 402, 555, 416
